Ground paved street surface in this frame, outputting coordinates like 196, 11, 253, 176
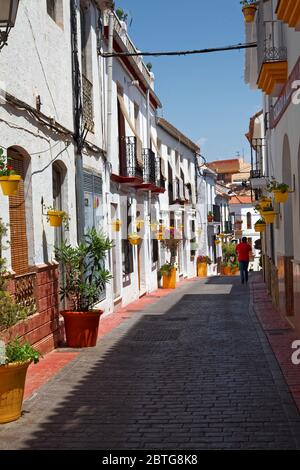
1, 276, 300, 450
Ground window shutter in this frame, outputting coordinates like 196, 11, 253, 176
9, 155, 29, 275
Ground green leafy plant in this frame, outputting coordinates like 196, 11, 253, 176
115, 7, 128, 22
4, 338, 40, 365
146, 62, 153, 72
0, 148, 16, 177
159, 262, 175, 277
267, 180, 289, 193
55, 228, 114, 312
222, 243, 238, 265
160, 228, 182, 265
255, 218, 266, 225
240, 0, 257, 5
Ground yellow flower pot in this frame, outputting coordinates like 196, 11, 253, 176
0, 360, 31, 424
261, 211, 277, 224
47, 210, 65, 227
128, 233, 141, 246
259, 198, 272, 210
255, 223, 266, 233
242, 5, 257, 23
156, 232, 163, 241
0, 175, 21, 196
112, 219, 121, 232
136, 220, 144, 231
273, 190, 288, 204
215, 240, 221, 245
162, 268, 177, 289
197, 262, 207, 278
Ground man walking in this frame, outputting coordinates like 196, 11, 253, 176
236, 237, 252, 285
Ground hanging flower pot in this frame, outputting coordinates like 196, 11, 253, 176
259, 198, 272, 210
156, 232, 164, 241
242, 4, 257, 23
128, 233, 141, 246
255, 223, 266, 233
261, 210, 277, 224
111, 219, 121, 232
0, 175, 21, 196
273, 189, 288, 204
136, 219, 144, 231
47, 210, 65, 227
215, 240, 221, 245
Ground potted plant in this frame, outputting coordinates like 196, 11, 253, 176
160, 230, 182, 289
0, 338, 40, 423
261, 205, 277, 224
55, 228, 113, 348
159, 262, 177, 289
207, 211, 214, 223
255, 218, 266, 233
128, 232, 141, 246
111, 219, 121, 232
0, 148, 21, 196
197, 255, 212, 277
258, 196, 273, 210
240, 0, 258, 23
268, 180, 289, 204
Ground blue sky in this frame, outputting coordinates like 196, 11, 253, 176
116, 0, 261, 162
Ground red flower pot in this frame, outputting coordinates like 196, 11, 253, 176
61, 310, 103, 348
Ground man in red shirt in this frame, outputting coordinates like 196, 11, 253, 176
236, 237, 252, 284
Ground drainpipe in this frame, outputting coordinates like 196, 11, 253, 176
106, 10, 114, 165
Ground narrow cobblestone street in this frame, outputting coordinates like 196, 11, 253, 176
1, 275, 300, 450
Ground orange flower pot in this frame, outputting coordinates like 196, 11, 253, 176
255, 223, 266, 233
197, 262, 207, 277
273, 190, 288, 204
0, 360, 31, 423
47, 210, 65, 227
162, 268, 176, 289
0, 175, 21, 196
242, 5, 257, 23
261, 211, 277, 224
223, 266, 232, 276
61, 310, 103, 348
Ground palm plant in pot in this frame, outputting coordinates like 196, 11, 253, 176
159, 228, 182, 289
55, 228, 113, 348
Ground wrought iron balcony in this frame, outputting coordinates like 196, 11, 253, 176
119, 136, 143, 179
257, 11, 288, 96
82, 74, 94, 131
143, 148, 156, 184
250, 138, 265, 177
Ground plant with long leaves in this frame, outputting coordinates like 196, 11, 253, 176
55, 228, 114, 312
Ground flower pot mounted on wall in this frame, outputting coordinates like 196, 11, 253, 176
128, 233, 141, 246
242, 5, 257, 23
273, 190, 288, 204
47, 210, 65, 227
0, 175, 21, 196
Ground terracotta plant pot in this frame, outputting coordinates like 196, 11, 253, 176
162, 268, 176, 289
61, 310, 103, 348
0, 360, 31, 423
223, 266, 232, 276
273, 190, 288, 204
242, 4, 257, 23
47, 210, 65, 227
261, 211, 277, 224
207, 216, 214, 223
0, 175, 21, 196
197, 262, 207, 278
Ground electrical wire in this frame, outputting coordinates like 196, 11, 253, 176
100, 42, 257, 58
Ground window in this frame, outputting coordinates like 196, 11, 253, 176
83, 171, 104, 232
134, 102, 140, 135
167, 146, 171, 156
8, 148, 29, 275
247, 212, 252, 229
47, 0, 63, 28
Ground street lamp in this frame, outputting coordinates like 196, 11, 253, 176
0, 0, 20, 52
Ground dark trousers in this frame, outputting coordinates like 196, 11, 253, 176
239, 261, 249, 283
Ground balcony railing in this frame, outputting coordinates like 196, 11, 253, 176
251, 137, 265, 176
120, 136, 143, 179
82, 74, 94, 131
257, 18, 287, 72
143, 148, 156, 184
213, 204, 221, 223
